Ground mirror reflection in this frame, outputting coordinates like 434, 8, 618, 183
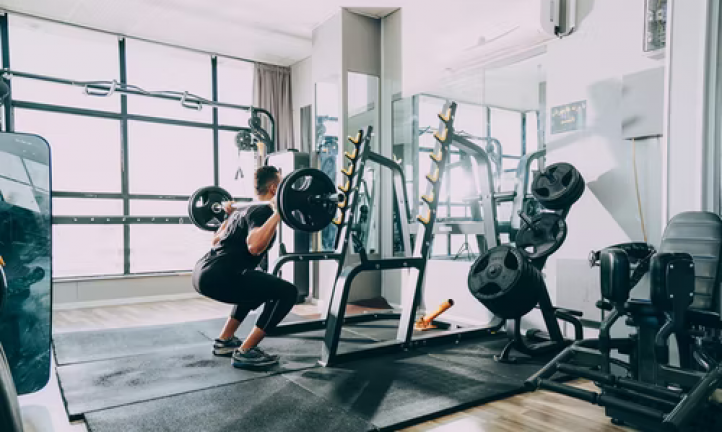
0, 132, 52, 395
315, 80, 339, 252
347, 72, 379, 254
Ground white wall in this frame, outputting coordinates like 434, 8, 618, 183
312, 13, 342, 84
664, 0, 714, 219
290, 56, 312, 148
538, 0, 665, 329
380, 10, 404, 305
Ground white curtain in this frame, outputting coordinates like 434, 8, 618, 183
253, 63, 293, 152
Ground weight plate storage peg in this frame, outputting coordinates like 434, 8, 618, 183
515, 212, 568, 260
467, 246, 544, 319
531, 162, 585, 210
277, 168, 338, 232
188, 186, 233, 231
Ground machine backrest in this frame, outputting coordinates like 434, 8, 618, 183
659, 211, 722, 313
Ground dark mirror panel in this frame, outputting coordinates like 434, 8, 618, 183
0, 132, 52, 395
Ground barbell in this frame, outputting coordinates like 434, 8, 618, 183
188, 168, 343, 233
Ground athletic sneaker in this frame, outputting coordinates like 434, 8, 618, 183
231, 346, 279, 369
213, 337, 243, 357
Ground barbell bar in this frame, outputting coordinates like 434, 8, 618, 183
189, 168, 344, 233
209, 192, 344, 214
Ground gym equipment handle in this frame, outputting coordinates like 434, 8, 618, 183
538, 379, 666, 422
557, 363, 683, 402
538, 380, 598, 403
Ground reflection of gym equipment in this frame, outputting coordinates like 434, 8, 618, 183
0, 260, 23, 432
527, 212, 722, 432
317, 133, 340, 252
428, 145, 546, 260
350, 169, 376, 253
188, 168, 343, 233
467, 162, 586, 363
0, 131, 52, 431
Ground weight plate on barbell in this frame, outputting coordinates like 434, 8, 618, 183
531, 162, 585, 210
515, 212, 568, 260
188, 186, 232, 232
278, 168, 338, 233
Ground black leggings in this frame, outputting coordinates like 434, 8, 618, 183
194, 263, 298, 332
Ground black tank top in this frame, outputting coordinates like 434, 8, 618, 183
199, 205, 276, 270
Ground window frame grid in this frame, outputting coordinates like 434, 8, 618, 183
0, 17, 256, 279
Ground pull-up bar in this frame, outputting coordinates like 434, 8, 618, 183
0, 68, 275, 148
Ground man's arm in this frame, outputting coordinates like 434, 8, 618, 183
247, 206, 280, 256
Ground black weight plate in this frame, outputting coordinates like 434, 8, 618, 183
515, 212, 568, 260
468, 246, 543, 319
532, 163, 584, 210
489, 259, 543, 319
235, 130, 256, 152
468, 246, 525, 302
553, 172, 586, 210
188, 186, 232, 231
278, 168, 337, 232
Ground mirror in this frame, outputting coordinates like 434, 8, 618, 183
315, 80, 340, 252
0, 132, 52, 394
347, 72, 379, 253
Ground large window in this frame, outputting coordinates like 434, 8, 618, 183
5, 15, 256, 278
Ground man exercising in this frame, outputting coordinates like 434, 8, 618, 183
192, 165, 298, 369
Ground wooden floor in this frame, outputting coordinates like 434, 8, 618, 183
52, 297, 634, 432
401, 380, 631, 432
53, 296, 324, 334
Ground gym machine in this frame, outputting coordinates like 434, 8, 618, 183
526, 212, 722, 432
467, 162, 587, 363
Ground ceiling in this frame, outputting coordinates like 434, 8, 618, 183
0, 0, 402, 65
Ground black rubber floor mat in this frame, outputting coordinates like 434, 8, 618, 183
84, 375, 376, 432
285, 350, 524, 430
53, 313, 306, 365
344, 318, 445, 341
57, 328, 375, 419
419, 336, 552, 383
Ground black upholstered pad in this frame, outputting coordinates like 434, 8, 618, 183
659, 211, 722, 312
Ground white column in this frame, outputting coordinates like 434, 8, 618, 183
663, 0, 716, 223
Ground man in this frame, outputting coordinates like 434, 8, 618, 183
192, 166, 298, 369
